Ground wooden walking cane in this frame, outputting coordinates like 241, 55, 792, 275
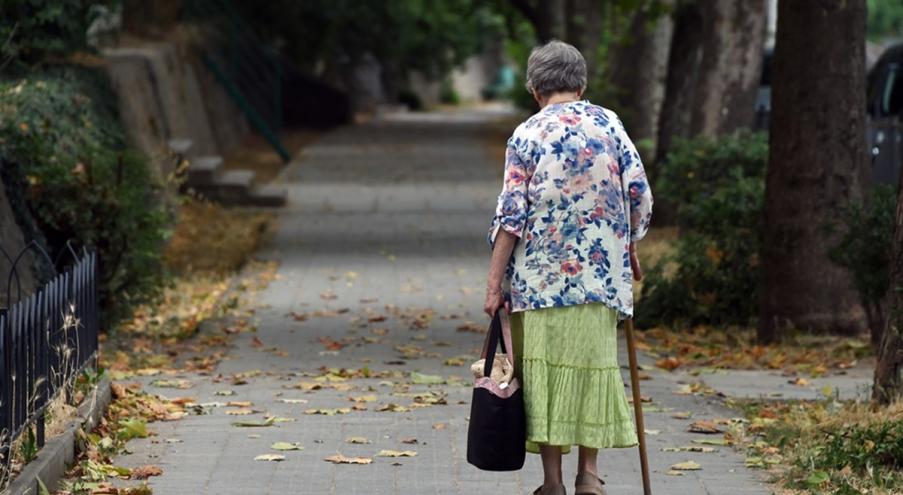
625, 317, 652, 495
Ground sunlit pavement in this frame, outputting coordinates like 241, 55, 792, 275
112, 108, 774, 494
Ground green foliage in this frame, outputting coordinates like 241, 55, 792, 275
439, 78, 460, 105
0, 0, 110, 69
234, 0, 502, 82
638, 132, 768, 327
829, 185, 896, 333
794, 419, 903, 492
868, 0, 903, 41
18, 426, 37, 464
809, 420, 903, 473
0, 66, 169, 322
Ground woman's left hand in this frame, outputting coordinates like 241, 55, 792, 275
630, 242, 643, 281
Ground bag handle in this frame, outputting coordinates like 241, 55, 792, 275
479, 310, 515, 378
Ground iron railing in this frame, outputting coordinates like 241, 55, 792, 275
0, 243, 99, 477
183, 0, 290, 161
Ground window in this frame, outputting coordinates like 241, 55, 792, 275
880, 63, 903, 117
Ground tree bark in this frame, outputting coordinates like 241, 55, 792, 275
690, 0, 766, 137
511, 0, 566, 42
758, 0, 868, 343
874, 170, 903, 404
655, 1, 705, 164
606, 1, 673, 155
565, 0, 603, 82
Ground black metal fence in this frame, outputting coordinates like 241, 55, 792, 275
0, 244, 99, 471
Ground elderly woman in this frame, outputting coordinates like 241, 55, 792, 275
484, 40, 653, 495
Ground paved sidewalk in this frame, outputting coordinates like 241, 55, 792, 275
112, 109, 774, 495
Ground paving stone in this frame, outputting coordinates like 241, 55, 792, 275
110, 108, 776, 494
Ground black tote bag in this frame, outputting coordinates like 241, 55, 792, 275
466, 310, 526, 471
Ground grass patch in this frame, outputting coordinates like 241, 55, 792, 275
164, 198, 273, 274
732, 399, 903, 494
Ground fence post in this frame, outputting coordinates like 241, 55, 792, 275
0, 308, 9, 479
31, 289, 50, 448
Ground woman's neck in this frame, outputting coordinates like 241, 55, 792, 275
539, 91, 582, 108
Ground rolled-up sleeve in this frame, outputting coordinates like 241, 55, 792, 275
616, 119, 653, 241
488, 137, 532, 247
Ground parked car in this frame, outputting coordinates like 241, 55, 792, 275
867, 42, 903, 185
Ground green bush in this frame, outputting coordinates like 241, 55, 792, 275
0, 0, 109, 69
439, 78, 461, 105
829, 185, 896, 344
638, 132, 768, 327
0, 66, 169, 323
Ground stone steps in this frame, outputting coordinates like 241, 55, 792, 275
169, 139, 287, 207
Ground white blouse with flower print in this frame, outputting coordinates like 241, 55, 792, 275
489, 100, 653, 319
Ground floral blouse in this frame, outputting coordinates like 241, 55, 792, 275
489, 100, 653, 318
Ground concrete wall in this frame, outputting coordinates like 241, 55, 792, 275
0, 175, 38, 300
103, 41, 248, 174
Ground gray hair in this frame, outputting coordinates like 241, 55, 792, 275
525, 40, 587, 97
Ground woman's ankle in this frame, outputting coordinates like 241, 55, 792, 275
578, 466, 598, 477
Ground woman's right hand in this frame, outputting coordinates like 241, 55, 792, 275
484, 287, 506, 317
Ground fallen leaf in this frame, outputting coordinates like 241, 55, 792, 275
150, 379, 193, 389
688, 420, 722, 434
271, 442, 303, 451
214, 390, 235, 396
410, 372, 444, 385
376, 403, 410, 413
345, 437, 371, 444
672, 411, 693, 419
225, 408, 254, 415
254, 454, 286, 462
377, 450, 417, 457
670, 460, 701, 471
456, 322, 485, 333
304, 408, 352, 416
788, 377, 810, 386
251, 336, 264, 348
278, 398, 309, 404
349, 394, 377, 403
661, 446, 717, 453
432, 423, 447, 430
655, 357, 683, 371
231, 418, 275, 428
130, 465, 163, 479
227, 401, 253, 407
691, 438, 727, 446
400, 437, 418, 444
324, 454, 372, 465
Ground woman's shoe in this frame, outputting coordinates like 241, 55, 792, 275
574, 472, 606, 495
533, 483, 567, 495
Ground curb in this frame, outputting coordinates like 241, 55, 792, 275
3, 377, 112, 495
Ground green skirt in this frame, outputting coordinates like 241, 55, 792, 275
510, 303, 638, 454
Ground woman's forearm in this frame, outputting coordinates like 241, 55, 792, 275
487, 230, 518, 290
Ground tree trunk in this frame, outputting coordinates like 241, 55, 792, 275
606, 1, 673, 155
874, 170, 903, 404
654, 1, 705, 164
538, 0, 567, 41
758, 0, 868, 343
690, 0, 766, 136
565, 0, 603, 83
